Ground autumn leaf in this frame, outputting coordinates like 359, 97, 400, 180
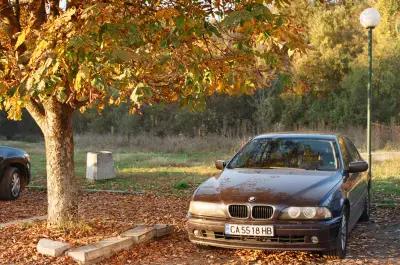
15, 29, 29, 51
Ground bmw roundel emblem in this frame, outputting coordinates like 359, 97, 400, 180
248, 196, 256, 203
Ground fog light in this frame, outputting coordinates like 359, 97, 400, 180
194, 230, 200, 236
311, 236, 319, 244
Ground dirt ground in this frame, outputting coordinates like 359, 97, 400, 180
0, 190, 399, 265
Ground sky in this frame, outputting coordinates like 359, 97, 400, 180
60, 0, 67, 11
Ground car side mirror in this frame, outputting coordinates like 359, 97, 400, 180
215, 160, 226, 170
348, 161, 368, 173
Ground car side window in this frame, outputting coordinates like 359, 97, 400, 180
344, 138, 362, 162
338, 137, 351, 166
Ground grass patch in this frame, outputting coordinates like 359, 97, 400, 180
372, 177, 400, 197
0, 140, 228, 196
372, 159, 400, 198
174, 180, 190, 190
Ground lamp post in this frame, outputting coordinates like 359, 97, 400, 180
360, 8, 380, 180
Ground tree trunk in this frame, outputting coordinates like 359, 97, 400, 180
43, 99, 78, 227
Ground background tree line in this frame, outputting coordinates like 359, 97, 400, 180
1, 0, 400, 140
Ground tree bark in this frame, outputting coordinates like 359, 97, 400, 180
42, 98, 78, 227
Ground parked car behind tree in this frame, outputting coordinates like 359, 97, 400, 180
0, 146, 31, 200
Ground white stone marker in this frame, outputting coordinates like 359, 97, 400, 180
86, 151, 116, 181
37, 238, 71, 257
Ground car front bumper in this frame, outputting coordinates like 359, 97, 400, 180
187, 216, 341, 251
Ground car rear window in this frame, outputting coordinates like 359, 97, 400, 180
228, 138, 339, 171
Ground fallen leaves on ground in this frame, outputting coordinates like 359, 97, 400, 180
0, 190, 47, 223
0, 189, 399, 265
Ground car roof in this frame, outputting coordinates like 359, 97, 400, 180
253, 132, 340, 141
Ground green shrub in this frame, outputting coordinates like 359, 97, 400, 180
174, 180, 190, 190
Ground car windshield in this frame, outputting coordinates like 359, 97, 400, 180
228, 138, 339, 171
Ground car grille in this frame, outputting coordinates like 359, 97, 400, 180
228, 205, 248, 218
228, 205, 274, 219
252, 206, 274, 219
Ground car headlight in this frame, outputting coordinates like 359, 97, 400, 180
23, 153, 30, 162
280, 207, 332, 220
188, 201, 226, 218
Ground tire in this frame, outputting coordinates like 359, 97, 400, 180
359, 190, 370, 222
324, 206, 348, 260
0, 167, 22, 200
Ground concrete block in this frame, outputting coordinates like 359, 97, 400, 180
86, 151, 115, 181
37, 238, 71, 257
120, 225, 155, 244
66, 224, 170, 264
154, 224, 173, 238
67, 236, 134, 264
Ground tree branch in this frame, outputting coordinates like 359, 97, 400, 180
32, 0, 47, 29
49, 0, 60, 16
14, 0, 21, 24
25, 98, 46, 132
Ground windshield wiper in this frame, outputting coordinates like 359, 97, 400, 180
302, 167, 335, 171
267, 166, 305, 170
230, 166, 305, 170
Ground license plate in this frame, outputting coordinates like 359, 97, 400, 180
225, 224, 274, 237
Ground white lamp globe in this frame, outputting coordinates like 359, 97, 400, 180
360, 8, 381, 29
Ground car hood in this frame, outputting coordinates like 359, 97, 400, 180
193, 168, 342, 206
0, 146, 27, 159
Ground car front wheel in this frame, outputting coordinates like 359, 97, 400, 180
324, 206, 348, 260
0, 167, 22, 200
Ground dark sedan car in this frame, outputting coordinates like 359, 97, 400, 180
0, 146, 31, 200
187, 133, 369, 259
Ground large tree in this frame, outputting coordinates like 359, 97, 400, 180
0, 0, 304, 227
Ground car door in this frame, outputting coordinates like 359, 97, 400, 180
338, 137, 365, 229
344, 137, 369, 220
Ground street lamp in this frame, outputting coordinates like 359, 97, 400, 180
360, 8, 380, 179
